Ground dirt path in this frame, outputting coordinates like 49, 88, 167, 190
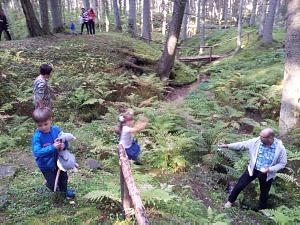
166, 74, 210, 102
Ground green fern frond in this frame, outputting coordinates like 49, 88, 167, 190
84, 190, 120, 203
276, 173, 300, 187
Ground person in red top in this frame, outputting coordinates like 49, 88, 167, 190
88, 8, 96, 35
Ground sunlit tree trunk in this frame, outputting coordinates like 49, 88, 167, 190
199, 0, 206, 54
262, 0, 278, 44
113, 0, 122, 31
20, 0, 44, 37
181, 0, 189, 40
249, 0, 258, 26
128, 0, 136, 36
101, 0, 109, 32
157, 0, 187, 80
123, 0, 127, 17
162, 0, 168, 35
235, 0, 244, 52
196, 0, 201, 32
259, 0, 268, 37
279, 0, 300, 136
142, 0, 151, 41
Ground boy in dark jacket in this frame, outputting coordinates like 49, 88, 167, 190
0, 10, 11, 41
31, 107, 75, 198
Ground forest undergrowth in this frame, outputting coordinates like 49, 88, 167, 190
0, 29, 299, 224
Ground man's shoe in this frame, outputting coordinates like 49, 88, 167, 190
134, 160, 143, 165
65, 189, 76, 198
224, 201, 233, 208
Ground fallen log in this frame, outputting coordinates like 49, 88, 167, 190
118, 144, 149, 225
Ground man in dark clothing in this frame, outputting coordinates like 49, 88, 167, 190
0, 10, 11, 41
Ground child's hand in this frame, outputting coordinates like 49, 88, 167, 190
59, 142, 65, 151
54, 140, 61, 150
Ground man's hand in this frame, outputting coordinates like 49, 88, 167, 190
218, 144, 229, 148
260, 167, 269, 173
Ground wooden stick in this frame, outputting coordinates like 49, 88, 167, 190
118, 144, 149, 225
54, 169, 61, 192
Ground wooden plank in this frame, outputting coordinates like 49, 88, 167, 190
118, 144, 149, 225
178, 55, 223, 62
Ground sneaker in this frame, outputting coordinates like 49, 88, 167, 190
65, 189, 76, 198
224, 201, 232, 208
134, 160, 143, 165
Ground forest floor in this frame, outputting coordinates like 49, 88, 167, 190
0, 29, 299, 224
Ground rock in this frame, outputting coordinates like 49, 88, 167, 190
0, 165, 16, 211
0, 185, 8, 211
84, 159, 102, 170
0, 165, 16, 179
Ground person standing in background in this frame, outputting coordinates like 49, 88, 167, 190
80, 8, 89, 34
88, 8, 96, 35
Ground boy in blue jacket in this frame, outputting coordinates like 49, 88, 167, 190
31, 107, 75, 198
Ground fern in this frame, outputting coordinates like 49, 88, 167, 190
276, 173, 300, 187
84, 190, 120, 203
261, 206, 300, 224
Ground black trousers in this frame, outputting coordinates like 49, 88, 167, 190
228, 169, 273, 209
0, 28, 12, 41
41, 168, 68, 192
81, 22, 89, 34
88, 20, 95, 34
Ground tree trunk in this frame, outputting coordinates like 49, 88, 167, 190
39, 0, 51, 34
141, 0, 151, 42
20, 0, 44, 37
196, 0, 201, 32
49, 0, 64, 33
181, 0, 189, 40
118, 145, 149, 224
162, 0, 168, 35
279, 0, 300, 136
2, 0, 15, 39
223, 0, 228, 27
199, 0, 206, 54
101, 0, 110, 32
123, 0, 127, 17
262, 0, 278, 44
157, 0, 187, 80
259, 0, 268, 37
235, 0, 244, 52
232, 0, 239, 21
128, 0, 136, 36
83, 0, 90, 9
249, 0, 258, 26
113, 0, 122, 31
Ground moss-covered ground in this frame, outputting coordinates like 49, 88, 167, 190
0, 28, 299, 224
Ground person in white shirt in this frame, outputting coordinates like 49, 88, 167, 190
117, 111, 149, 165
219, 128, 287, 209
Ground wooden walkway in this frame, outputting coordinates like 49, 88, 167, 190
178, 55, 224, 62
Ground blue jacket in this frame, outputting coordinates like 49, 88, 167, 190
32, 125, 68, 171
70, 22, 76, 30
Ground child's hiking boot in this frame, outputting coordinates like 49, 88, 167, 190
65, 189, 76, 198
